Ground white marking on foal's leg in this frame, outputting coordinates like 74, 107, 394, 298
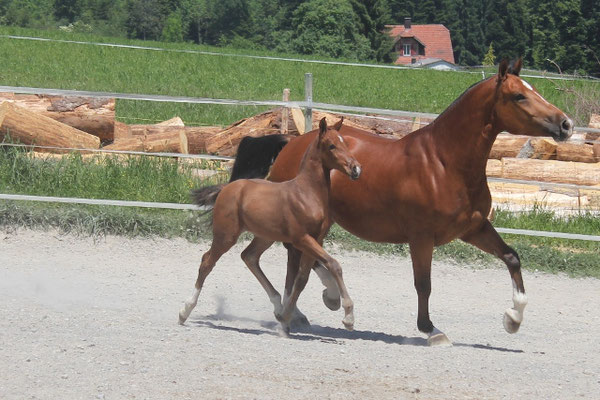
313, 263, 341, 311
178, 288, 201, 325
503, 280, 528, 334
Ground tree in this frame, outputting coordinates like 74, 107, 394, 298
482, 43, 495, 65
126, 0, 162, 40
290, 0, 374, 60
161, 10, 184, 42
483, 0, 530, 62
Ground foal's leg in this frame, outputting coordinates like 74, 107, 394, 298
277, 252, 314, 334
461, 220, 527, 334
293, 235, 355, 330
409, 237, 451, 346
240, 237, 282, 315
178, 233, 239, 325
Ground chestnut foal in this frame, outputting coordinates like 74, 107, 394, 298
179, 118, 362, 333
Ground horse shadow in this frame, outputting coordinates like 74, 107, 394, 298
186, 312, 523, 353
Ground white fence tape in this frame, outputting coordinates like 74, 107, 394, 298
1, 193, 599, 241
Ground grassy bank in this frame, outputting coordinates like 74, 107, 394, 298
1, 26, 597, 126
1, 148, 598, 278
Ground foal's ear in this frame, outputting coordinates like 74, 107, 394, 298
333, 117, 343, 131
497, 58, 509, 82
318, 117, 327, 139
509, 58, 523, 76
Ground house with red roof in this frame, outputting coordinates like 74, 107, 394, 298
387, 18, 456, 70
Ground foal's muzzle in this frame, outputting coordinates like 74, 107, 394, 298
350, 165, 361, 180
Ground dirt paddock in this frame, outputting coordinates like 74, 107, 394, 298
1, 229, 598, 399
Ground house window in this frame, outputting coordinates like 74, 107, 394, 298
403, 44, 411, 56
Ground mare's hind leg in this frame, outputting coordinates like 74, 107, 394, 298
409, 237, 451, 346
240, 237, 283, 315
178, 234, 238, 325
461, 220, 527, 334
283, 244, 311, 328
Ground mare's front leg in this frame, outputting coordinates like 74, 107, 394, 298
461, 220, 527, 334
409, 237, 452, 346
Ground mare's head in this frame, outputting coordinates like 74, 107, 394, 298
492, 58, 573, 141
317, 117, 361, 180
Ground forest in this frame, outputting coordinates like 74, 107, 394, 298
0, 0, 599, 75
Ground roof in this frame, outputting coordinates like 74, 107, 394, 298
387, 23, 455, 65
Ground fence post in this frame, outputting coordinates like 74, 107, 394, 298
304, 73, 313, 132
281, 88, 290, 135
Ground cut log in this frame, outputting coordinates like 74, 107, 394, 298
113, 121, 132, 141
156, 116, 185, 127
0, 102, 100, 152
594, 143, 600, 161
103, 129, 188, 154
516, 137, 557, 159
486, 159, 502, 177
500, 158, 600, 186
489, 134, 528, 159
129, 124, 187, 137
556, 142, 596, 163
185, 126, 222, 154
290, 108, 305, 134
0, 93, 115, 142
205, 110, 279, 156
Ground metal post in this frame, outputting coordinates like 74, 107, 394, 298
304, 73, 313, 132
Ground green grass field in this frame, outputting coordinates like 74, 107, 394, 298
1, 26, 597, 126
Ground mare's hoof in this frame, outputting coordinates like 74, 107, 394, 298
322, 289, 341, 311
503, 309, 521, 334
427, 332, 452, 347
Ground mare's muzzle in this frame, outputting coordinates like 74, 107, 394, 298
551, 117, 574, 142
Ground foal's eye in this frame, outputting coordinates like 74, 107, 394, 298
329, 144, 336, 150
514, 93, 526, 102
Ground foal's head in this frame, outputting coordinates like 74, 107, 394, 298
492, 58, 573, 141
317, 117, 361, 180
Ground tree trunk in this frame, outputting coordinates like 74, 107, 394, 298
556, 142, 597, 163
185, 126, 222, 154
500, 158, 600, 186
0, 93, 115, 142
103, 129, 188, 154
0, 102, 100, 152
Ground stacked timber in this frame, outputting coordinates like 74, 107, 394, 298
0, 102, 100, 152
0, 93, 115, 142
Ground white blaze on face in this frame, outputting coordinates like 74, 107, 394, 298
338, 135, 344, 143
520, 78, 550, 105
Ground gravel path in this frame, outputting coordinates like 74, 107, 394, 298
1, 229, 598, 399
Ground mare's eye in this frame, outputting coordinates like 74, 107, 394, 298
329, 144, 336, 150
514, 93, 526, 102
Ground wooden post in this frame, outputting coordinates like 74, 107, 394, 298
411, 117, 421, 132
281, 88, 290, 135
304, 73, 313, 132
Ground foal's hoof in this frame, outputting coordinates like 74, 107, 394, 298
503, 309, 522, 334
178, 313, 187, 325
322, 289, 341, 311
290, 314, 311, 330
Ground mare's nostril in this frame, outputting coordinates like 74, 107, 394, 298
561, 118, 573, 133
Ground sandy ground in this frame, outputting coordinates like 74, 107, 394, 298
1, 229, 599, 399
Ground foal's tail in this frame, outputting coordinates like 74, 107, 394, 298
190, 184, 225, 209
190, 134, 292, 209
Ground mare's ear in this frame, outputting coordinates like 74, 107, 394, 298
318, 117, 327, 140
509, 58, 522, 76
497, 58, 509, 83
333, 116, 344, 131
